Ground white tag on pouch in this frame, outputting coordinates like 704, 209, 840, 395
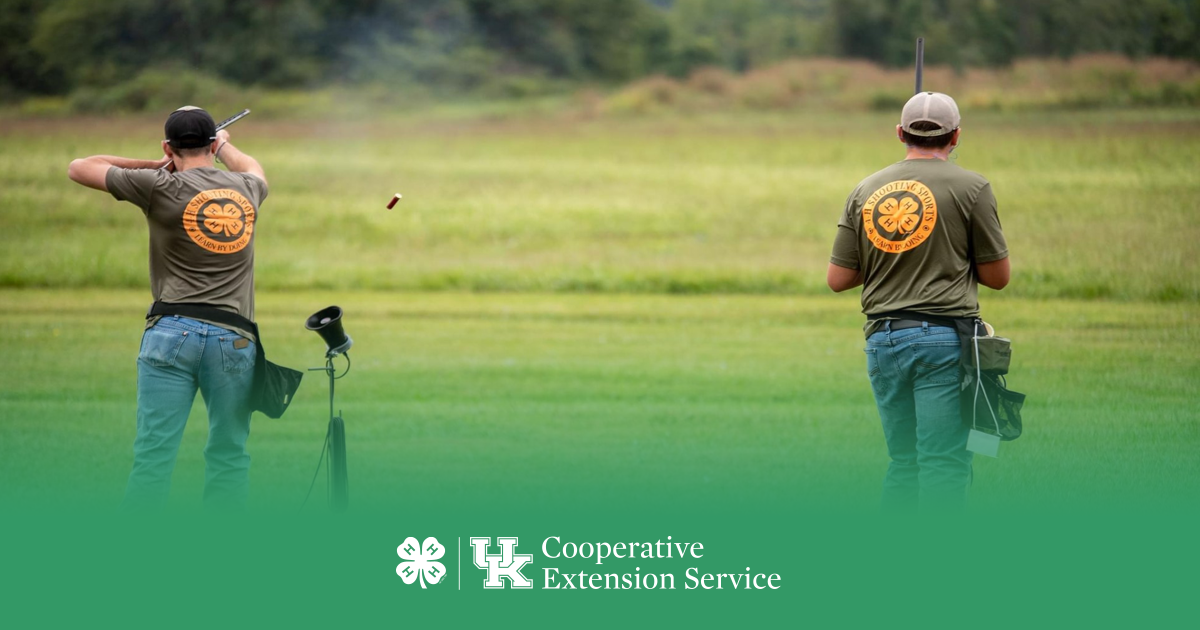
967, 429, 1001, 458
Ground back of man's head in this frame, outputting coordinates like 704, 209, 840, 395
900, 92, 960, 149
165, 106, 216, 158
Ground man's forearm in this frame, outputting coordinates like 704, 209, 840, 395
216, 142, 266, 182
827, 263, 864, 293
69, 154, 167, 191
976, 257, 1010, 290
86, 155, 164, 170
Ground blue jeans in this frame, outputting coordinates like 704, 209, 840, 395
124, 316, 256, 510
865, 322, 971, 509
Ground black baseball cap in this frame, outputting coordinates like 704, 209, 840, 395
164, 106, 216, 149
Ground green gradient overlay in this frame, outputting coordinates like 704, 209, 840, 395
2, 290, 1197, 625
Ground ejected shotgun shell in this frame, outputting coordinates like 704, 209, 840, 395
387, 193, 402, 209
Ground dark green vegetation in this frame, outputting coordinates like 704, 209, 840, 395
3, 0, 1199, 107
0, 290, 1196, 511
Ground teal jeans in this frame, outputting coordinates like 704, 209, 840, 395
123, 315, 256, 510
865, 322, 971, 509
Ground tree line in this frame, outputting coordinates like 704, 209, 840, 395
2, 0, 1197, 100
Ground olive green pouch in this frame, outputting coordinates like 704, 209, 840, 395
967, 335, 1012, 375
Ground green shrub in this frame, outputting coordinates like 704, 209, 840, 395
66, 66, 246, 114
868, 92, 908, 112
16, 97, 71, 117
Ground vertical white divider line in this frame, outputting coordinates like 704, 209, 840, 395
458, 537, 461, 590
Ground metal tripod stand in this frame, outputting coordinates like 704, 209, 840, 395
309, 353, 349, 510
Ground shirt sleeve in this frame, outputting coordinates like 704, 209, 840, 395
970, 183, 1009, 263
829, 190, 861, 270
238, 173, 268, 207
105, 167, 159, 213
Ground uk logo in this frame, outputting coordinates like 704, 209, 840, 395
396, 537, 446, 588
470, 537, 533, 589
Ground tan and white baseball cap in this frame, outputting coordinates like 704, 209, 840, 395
900, 92, 961, 136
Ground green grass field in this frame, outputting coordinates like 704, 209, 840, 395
0, 109, 1197, 512
1, 289, 1196, 511
2, 109, 1198, 300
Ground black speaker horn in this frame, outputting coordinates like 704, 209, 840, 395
306, 306, 353, 356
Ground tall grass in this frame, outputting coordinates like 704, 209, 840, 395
600, 55, 1200, 115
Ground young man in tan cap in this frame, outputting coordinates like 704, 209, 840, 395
827, 92, 1010, 509
68, 106, 267, 509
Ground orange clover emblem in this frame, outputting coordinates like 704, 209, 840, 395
203, 204, 244, 237
861, 180, 938, 254
877, 196, 920, 235
182, 188, 254, 254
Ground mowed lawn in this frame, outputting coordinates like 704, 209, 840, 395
0, 289, 1195, 512
1, 109, 1198, 300
0, 110, 1196, 512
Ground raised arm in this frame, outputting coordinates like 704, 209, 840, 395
214, 130, 267, 185
68, 155, 169, 192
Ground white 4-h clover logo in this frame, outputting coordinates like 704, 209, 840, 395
396, 537, 446, 588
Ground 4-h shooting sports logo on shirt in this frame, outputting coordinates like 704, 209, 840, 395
182, 188, 256, 254
862, 180, 938, 253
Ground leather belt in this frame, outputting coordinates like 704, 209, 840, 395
866, 311, 975, 340
887, 319, 936, 331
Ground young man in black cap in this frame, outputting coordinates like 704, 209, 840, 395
68, 106, 267, 509
827, 92, 1010, 509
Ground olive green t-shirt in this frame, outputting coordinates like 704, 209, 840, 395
106, 166, 267, 324
830, 158, 1007, 320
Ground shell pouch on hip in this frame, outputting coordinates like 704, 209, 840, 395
959, 323, 1026, 456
